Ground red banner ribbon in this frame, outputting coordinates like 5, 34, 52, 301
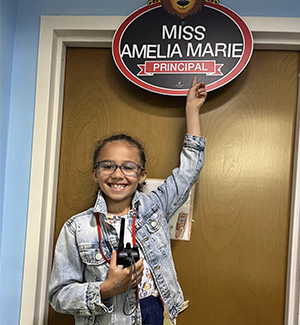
138, 60, 223, 76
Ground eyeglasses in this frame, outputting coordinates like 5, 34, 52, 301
94, 161, 144, 176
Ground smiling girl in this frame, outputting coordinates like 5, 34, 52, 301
49, 77, 207, 325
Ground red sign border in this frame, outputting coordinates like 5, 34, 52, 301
112, 3, 253, 95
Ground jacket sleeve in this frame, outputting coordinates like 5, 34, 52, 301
48, 221, 113, 316
147, 134, 206, 221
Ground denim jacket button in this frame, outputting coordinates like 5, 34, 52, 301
151, 221, 157, 228
95, 253, 102, 260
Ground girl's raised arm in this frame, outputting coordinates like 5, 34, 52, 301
185, 76, 207, 136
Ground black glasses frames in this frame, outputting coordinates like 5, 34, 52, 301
94, 161, 144, 176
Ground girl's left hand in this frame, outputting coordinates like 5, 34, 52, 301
100, 250, 144, 300
186, 76, 207, 112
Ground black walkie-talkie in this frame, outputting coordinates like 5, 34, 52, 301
117, 218, 139, 269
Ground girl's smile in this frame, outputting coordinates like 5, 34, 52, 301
109, 184, 127, 190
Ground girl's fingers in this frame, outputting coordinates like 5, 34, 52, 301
192, 76, 198, 87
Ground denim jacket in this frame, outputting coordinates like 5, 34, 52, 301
49, 134, 206, 325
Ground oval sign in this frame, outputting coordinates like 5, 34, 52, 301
112, 2, 253, 95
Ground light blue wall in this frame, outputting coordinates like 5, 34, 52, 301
0, 0, 19, 318
37, 0, 300, 17
0, 0, 18, 246
0, 0, 299, 324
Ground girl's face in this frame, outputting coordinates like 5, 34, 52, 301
93, 140, 147, 211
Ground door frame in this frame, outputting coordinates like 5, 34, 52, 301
20, 15, 300, 324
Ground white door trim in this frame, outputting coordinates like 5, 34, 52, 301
19, 15, 300, 325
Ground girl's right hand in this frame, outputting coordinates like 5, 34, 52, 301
100, 250, 144, 300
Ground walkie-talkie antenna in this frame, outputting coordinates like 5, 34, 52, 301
118, 217, 125, 251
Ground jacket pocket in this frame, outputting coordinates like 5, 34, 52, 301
142, 205, 171, 252
79, 243, 106, 266
79, 244, 109, 282
143, 205, 164, 234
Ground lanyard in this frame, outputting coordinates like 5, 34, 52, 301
94, 210, 138, 264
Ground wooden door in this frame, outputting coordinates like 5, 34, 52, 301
48, 48, 299, 324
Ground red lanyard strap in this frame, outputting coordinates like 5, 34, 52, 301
132, 209, 138, 246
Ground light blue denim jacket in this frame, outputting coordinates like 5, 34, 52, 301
49, 134, 206, 325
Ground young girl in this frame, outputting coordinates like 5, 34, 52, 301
49, 77, 207, 325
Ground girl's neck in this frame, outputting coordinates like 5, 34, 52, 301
106, 199, 131, 216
